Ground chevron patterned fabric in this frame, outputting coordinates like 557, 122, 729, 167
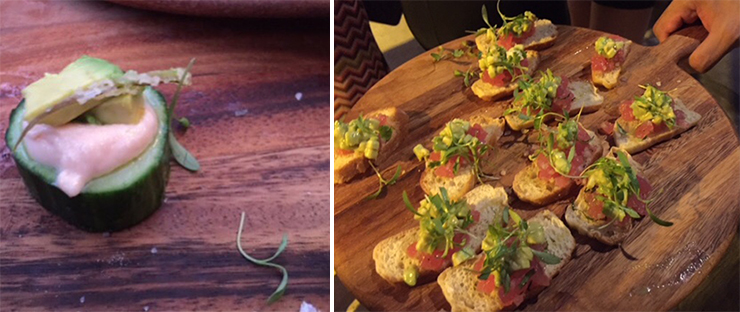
334, 0, 388, 120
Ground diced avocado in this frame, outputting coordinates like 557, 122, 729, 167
403, 265, 419, 286
22, 56, 124, 123
90, 92, 146, 124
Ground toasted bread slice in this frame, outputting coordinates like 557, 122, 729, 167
373, 184, 509, 285
420, 115, 506, 201
592, 41, 632, 90
471, 51, 540, 102
334, 107, 409, 184
505, 80, 604, 131
613, 99, 700, 154
475, 19, 558, 53
564, 148, 641, 245
437, 210, 576, 312
513, 127, 607, 206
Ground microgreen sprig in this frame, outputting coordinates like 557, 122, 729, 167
475, 208, 560, 293
403, 188, 475, 257
366, 163, 403, 200
236, 212, 289, 304
581, 151, 673, 227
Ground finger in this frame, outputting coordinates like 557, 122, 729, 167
653, 2, 698, 42
689, 27, 735, 73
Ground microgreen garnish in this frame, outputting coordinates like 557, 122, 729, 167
236, 212, 289, 304
366, 164, 403, 200
431, 43, 477, 63
414, 119, 492, 182
404, 188, 474, 257
478, 44, 528, 81
581, 150, 672, 227
454, 67, 479, 87
630, 84, 676, 129
505, 69, 569, 121
475, 208, 559, 293
168, 58, 200, 172
527, 113, 590, 178
478, 3, 537, 41
334, 113, 390, 160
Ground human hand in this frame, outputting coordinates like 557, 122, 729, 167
653, 0, 739, 73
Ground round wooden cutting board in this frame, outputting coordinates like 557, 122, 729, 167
0, 1, 329, 311
334, 25, 740, 311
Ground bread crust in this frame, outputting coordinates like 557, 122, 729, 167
472, 51, 540, 102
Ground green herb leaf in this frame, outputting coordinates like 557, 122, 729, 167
520, 269, 535, 287
178, 117, 191, 129
453, 49, 465, 58
85, 114, 101, 125
169, 132, 200, 172
236, 212, 289, 304
403, 191, 422, 216
431, 53, 442, 62
646, 206, 674, 227
503, 207, 510, 224
532, 249, 561, 264
623, 207, 641, 219
379, 125, 393, 141
481, 5, 492, 28
388, 165, 403, 185
454, 69, 463, 77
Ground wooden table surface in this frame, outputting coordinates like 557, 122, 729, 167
335, 25, 740, 311
0, 1, 329, 311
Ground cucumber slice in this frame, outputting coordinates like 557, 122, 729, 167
5, 87, 171, 232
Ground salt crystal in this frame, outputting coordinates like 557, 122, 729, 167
295, 92, 303, 101
300, 301, 318, 312
143, 306, 150, 311
80, 296, 85, 303
151, 247, 158, 254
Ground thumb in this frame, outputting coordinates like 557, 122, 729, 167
689, 25, 736, 73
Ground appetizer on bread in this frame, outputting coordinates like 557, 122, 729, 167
414, 116, 505, 201
505, 69, 603, 131
438, 209, 575, 312
592, 36, 632, 90
472, 45, 540, 102
334, 107, 409, 184
613, 85, 700, 154
475, 9, 557, 52
513, 117, 607, 206
565, 148, 672, 245
373, 184, 509, 286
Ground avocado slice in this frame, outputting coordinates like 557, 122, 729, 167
90, 92, 146, 124
22, 56, 124, 123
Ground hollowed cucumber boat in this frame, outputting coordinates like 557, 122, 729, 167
4, 56, 196, 232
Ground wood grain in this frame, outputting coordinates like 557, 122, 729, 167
0, 1, 329, 311
334, 25, 740, 311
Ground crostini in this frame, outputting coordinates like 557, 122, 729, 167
413, 115, 505, 201
513, 117, 607, 206
472, 44, 540, 102
475, 10, 557, 52
373, 184, 509, 286
592, 36, 632, 90
565, 148, 672, 245
613, 85, 700, 154
334, 107, 409, 184
504, 69, 603, 131
438, 209, 575, 312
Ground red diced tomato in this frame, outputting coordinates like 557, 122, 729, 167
430, 152, 442, 162
619, 100, 636, 121
584, 191, 606, 220
635, 122, 654, 139
376, 114, 388, 127
482, 70, 513, 87
468, 124, 489, 142
591, 55, 612, 73
434, 155, 466, 178
336, 149, 354, 155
